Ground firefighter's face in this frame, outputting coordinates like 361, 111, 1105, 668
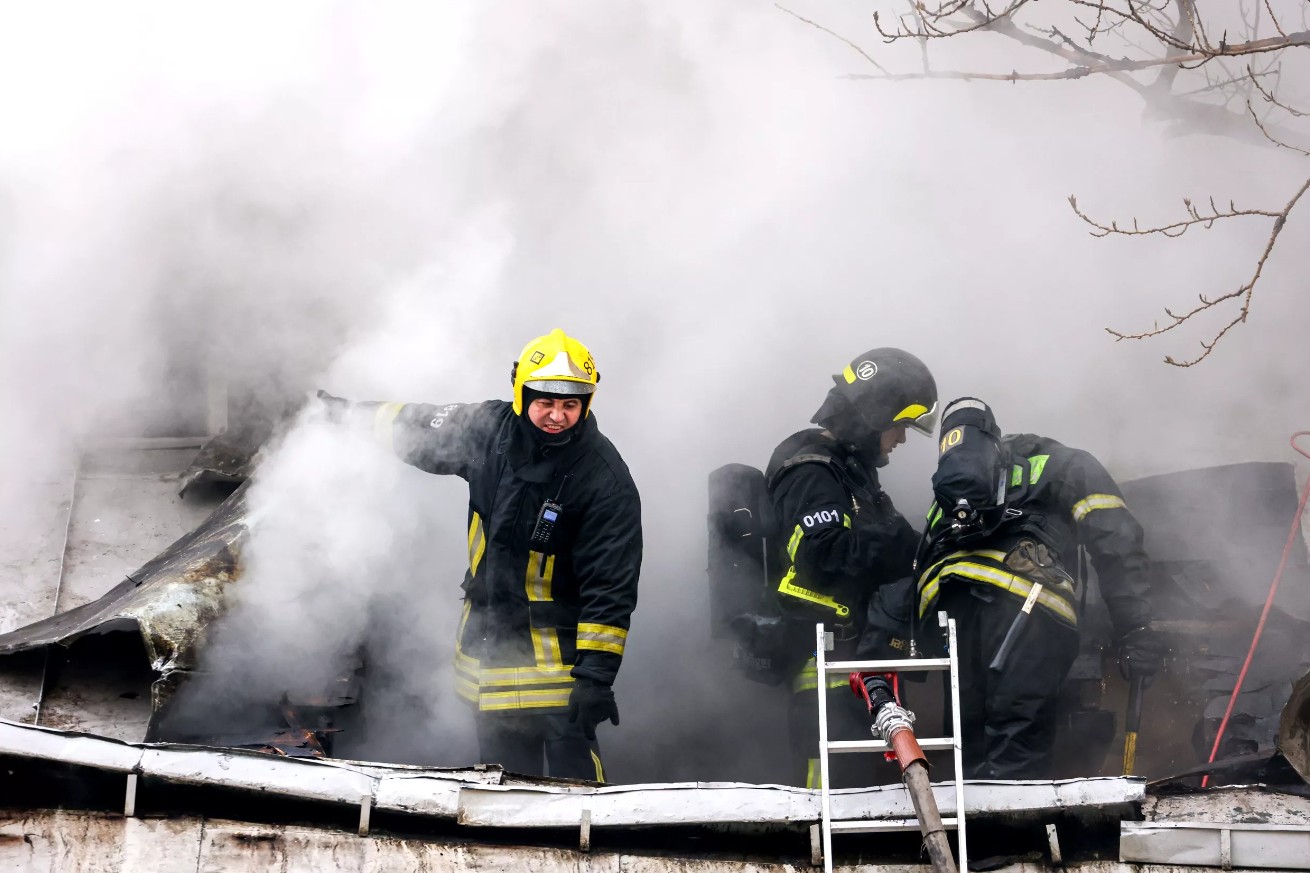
527, 397, 583, 434
879, 425, 908, 456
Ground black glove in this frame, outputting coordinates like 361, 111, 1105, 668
1116, 626, 1166, 682
314, 389, 350, 423
567, 677, 619, 740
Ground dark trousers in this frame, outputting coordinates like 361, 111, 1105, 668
939, 584, 1078, 779
475, 712, 605, 782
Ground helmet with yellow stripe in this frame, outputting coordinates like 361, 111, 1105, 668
511, 328, 601, 416
812, 347, 938, 441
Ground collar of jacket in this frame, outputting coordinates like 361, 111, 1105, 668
502, 412, 598, 483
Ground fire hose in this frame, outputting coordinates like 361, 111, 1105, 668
851, 671, 958, 873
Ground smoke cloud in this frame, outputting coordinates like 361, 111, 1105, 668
2, 1, 1308, 780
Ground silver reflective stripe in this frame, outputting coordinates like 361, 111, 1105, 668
1071, 493, 1127, 522
942, 397, 988, 417
524, 379, 595, 394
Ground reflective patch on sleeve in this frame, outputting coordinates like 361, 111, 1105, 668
1071, 493, 1127, 522
939, 426, 964, 456
577, 623, 628, 655
373, 402, 406, 452
797, 504, 848, 532
787, 524, 804, 561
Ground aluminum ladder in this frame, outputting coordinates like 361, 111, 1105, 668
814, 612, 967, 873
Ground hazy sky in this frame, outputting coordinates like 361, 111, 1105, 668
1, 1, 1307, 779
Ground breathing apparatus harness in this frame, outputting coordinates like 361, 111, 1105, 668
912, 397, 1018, 573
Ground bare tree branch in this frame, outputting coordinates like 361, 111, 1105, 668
1249, 64, 1308, 116
786, 2, 1310, 363
1084, 176, 1310, 366
1248, 102, 1310, 154
874, 0, 1035, 41
847, 28, 1310, 82
776, 4, 889, 73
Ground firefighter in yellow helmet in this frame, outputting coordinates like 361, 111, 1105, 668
319, 329, 642, 781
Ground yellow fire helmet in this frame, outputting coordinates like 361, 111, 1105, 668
510, 328, 601, 416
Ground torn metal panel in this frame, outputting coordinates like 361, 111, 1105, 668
0, 478, 251, 745
454, 778, 1143, 829
178, 428, 264, 497
0, 718, 142, 772
139, 746, 377, 805
0, 717, 1143, 837
1145, 787, 1310, 826
0, 482, 248, 671
1121, 821, 1310, 869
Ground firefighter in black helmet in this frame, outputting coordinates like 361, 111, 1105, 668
764, 347, 938, 788
318, 329, 641, 781
918, 397, 1164, 779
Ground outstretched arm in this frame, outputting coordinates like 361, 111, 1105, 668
318, 391, 497, 480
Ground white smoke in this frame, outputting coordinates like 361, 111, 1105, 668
2, 1, 1308, 776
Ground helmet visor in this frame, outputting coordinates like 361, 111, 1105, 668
525, 379, 596, 395
894, 401, 939, 436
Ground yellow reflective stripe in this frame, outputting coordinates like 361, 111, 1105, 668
842, 365, 857, 384
467, 513, 486, 577
787, 524, 803, 561
457, 656, 571, 684
454, 600, 474, 670
777, 569, 851, 616
457, 599, 576, 709
455, 674, 479, 703
577, 640, 624, 655
577, 623, 627, 656
578, 622, 627, 639
920, 560, 1078, 626
591, 751, 605, 783
1028, 454, 1050, 485
477, 687, 573, 711
792, 658, 849, 692
372, 402, 405, 452
531, 627, 564, 667
1072, 493, 1127, 522
917, 548, 1009, 589
1011, 464, 1024, 488
806, 758, 822, 789
894, 403, 929, 422
842, 514, 851, 528
918, 575, 940, 614
525, 550, 554, 602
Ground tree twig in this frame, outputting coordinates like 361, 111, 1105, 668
1090, 176, 1310, 366
776, 3, 889, 73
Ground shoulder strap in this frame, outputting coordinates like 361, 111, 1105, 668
765, 452, 839, 490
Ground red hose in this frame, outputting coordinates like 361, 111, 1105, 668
1201, 431, 1310, 787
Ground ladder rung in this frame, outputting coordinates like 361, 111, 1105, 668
824, 658, 952, 671
830, 817, 959, 834
826, 737, 957, 753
